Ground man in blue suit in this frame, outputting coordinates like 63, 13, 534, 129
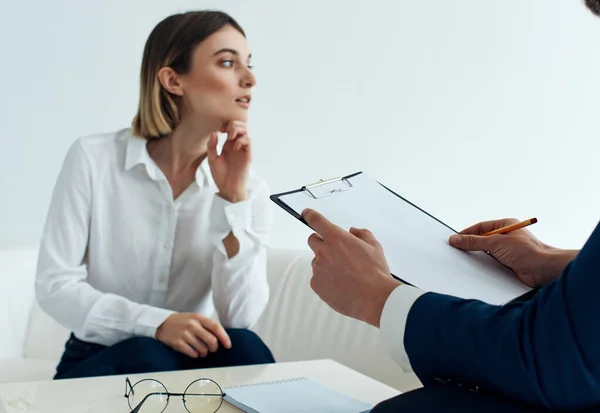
303, 7, 600, 411
305, 213, 599, 412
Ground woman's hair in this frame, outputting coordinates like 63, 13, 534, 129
132, 11, 245, 139
586, 0, 600, 16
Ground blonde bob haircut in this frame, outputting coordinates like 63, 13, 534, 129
132, 10, 245, 139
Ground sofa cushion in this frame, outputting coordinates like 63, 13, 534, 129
254, 249, 417, 390
22, 301, 70, 361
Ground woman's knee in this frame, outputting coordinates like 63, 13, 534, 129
225, 329, 275, 364
115, 337, 183, 373
226, 328, 258, 341
117, 337, 167, 354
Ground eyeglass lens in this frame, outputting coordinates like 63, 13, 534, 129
127, 379, 169, 413
183, 379, 223, 413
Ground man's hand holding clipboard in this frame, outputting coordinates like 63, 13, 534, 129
302, 205, 576, 328
271, 172, 534, 305
303, 208, 401, 328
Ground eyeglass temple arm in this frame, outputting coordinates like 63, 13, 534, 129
124, 377, 135, 398
129, 392, 166, 413
182, 392, 224, 397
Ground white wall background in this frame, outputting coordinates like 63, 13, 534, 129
1, 0, 599, 252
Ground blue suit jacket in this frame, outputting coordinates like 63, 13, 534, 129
405, 222, 600, 411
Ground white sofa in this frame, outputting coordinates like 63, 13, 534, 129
0, 245, 421, 391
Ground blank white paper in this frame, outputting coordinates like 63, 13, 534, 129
279, 172, 531, 305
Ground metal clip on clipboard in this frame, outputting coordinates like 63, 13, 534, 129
301, 176, 354, 199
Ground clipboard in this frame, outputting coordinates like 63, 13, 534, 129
271, 171, 536, 305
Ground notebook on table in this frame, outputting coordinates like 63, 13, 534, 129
222, 377, 373, 413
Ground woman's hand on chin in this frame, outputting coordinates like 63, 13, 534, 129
207, 120, 251, 203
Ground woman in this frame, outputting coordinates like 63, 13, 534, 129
35, 10, 275, 379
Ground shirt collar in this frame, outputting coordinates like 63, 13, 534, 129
125, 133, 214, 188
124, 134, 151, 171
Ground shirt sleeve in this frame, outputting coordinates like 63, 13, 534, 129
208, 180, 272, 329
380, 284, 427, 373
35, 140, 174, 346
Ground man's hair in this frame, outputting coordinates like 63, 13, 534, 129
586, 0, 600, 16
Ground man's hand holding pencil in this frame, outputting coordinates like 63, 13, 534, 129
449, 218, 578, 288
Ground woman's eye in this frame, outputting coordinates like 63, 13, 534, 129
247, 64, 254, 70
221, 60, 234, 68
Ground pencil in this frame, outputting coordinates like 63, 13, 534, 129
482, 218, 538, 236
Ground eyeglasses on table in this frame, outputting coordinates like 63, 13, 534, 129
124, 376, 224, 413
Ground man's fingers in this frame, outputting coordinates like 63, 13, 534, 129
349, 227, 378, 245
449, 234, 497, 252
309, 274, 320, 295
459, 218, 520, 235
307, 233, 324, 253
302, 209, 339, 239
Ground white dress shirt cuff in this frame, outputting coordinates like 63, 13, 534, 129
132, 306, 175, 339
210, 195, 254, 259
380, 284, 426, 373
210, 196, 252, 236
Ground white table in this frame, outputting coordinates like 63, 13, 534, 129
0, 359, 400, 412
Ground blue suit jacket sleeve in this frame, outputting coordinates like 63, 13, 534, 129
405, 222, 600, 411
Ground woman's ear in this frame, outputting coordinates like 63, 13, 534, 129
157, 67, 184, 96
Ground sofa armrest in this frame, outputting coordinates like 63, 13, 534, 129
0, 245, 38, 358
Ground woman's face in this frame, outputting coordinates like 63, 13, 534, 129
164, 25, 256, 125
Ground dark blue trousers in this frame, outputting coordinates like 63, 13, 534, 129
54, 329, 275, 380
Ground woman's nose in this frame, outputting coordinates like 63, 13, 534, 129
241, 68, 256, 88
